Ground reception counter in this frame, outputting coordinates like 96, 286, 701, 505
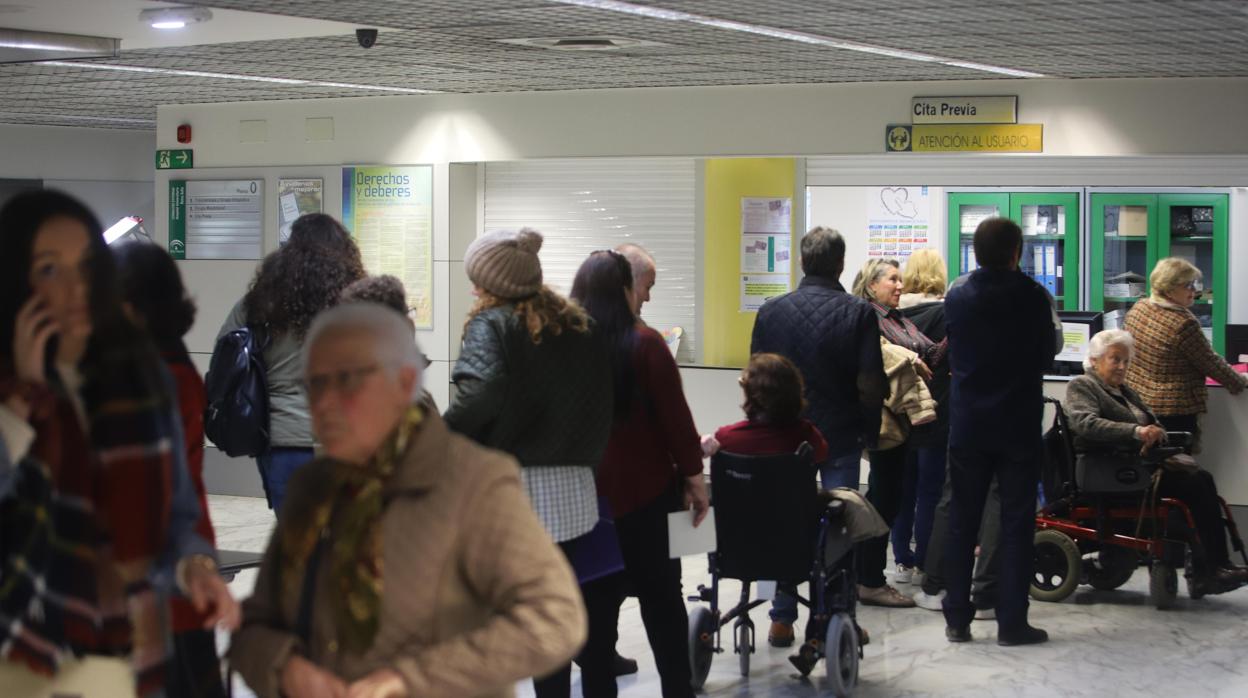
680, 366, 1248, 514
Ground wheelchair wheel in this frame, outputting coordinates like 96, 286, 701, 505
1150, 561, 1178, 610
687, 606, 716, 690
1087, 547, 1138, 591
1031, 529, 1081, 602
735, 621, 752, 677
824, 612, 859, 698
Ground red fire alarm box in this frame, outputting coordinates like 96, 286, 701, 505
177, 124, 192, 143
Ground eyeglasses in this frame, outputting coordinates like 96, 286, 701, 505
303, 364, 379, 401
1185, 279, 1204, 292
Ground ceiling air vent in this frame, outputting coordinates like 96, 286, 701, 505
497, 36, 664, 51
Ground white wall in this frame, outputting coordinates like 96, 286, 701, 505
0, 124, 154, 181
0, 124, 157, 230
154, 77, 1248, 497
156, 77, 1248, 166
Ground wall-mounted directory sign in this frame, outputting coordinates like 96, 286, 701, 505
168, 179, 263, 260
911, 96, 1018, 124
341, 166, 434, 329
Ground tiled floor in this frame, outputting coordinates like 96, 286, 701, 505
212, 495, 1248, 697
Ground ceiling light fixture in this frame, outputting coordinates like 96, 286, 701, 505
0, 28, 118, 63
549, 0, 1045, 77
0, 110, 154, 126
39, 61, 439, 93
498, 36, 665, 51
139, 6, 213, 30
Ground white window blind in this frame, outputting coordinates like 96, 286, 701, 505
484, 158, 699, 362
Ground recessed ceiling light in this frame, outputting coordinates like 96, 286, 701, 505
498, 36, 665, 51
549, 0, 1046, 78
139, 6, 213, 30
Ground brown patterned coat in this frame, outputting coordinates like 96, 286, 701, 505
1124, 298, 1246, 416
229, 412, 587, 698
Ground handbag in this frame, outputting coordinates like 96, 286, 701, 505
563, 496, 626, 585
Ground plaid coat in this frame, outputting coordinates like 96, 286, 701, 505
1124, 298, 1246, 416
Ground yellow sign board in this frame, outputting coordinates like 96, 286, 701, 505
912, 95, 1017, 124
885, 124, 1043, 153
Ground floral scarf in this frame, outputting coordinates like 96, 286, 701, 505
279, 405, 424, 654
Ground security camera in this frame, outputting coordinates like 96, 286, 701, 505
356, 28, 378, 48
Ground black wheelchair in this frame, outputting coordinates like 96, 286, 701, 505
685, 444, 860, 696
1033, 397, 1248, 609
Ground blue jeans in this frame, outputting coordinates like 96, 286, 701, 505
771, 450, 862, 624
891, 445, 947, 568
256, 447, 314, 514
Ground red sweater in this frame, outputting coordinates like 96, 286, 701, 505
166, 356, 218, 633
598, 327, 703, 517
714, 418, 829, 462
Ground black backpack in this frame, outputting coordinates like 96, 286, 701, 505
204, 326, 270, 457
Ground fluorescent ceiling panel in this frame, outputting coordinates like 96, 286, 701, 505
550, 0, 1046, 77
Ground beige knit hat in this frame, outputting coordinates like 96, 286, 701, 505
464, 228, 544, 300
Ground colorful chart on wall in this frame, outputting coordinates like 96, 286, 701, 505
866, 186, 931, 259
341, 166, 434, 329
277, 178, 323, 245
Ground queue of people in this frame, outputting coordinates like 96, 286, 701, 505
3, 187, 1247, 696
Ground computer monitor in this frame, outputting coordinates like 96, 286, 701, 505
1052, 311, 1104, 375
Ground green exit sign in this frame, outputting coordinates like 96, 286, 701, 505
156, 149, 193, 170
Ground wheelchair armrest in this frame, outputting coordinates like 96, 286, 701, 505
1165, 431, 1193, 448
1143, 445, 1186, 465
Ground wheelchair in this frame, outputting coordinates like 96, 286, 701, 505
1032, 397, 1248, 609
685, 443, 860, 697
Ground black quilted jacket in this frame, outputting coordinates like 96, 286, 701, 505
750, 275, 888, 456
444, 306, 613, 468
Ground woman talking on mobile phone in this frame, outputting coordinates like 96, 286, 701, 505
0, 189, 237, 696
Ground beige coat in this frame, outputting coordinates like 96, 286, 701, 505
878, 339, 937, 450
229, 412, 587, 698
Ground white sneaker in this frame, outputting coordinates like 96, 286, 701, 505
913, 589, 945, 611
974, 607, 996, 621
895, 564, 914, 584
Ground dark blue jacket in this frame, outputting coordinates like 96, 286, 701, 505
945, 268, 1058, 452
750, 275, 887, 456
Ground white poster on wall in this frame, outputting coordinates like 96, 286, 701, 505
741, 197, 791, 235
866, 186, 932, 259
740, 273, 790, 312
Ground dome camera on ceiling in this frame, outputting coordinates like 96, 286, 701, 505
356, 28, 378, 48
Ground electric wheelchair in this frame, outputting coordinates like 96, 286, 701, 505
685, 444, 860, 696
1031, 397, 1248, 609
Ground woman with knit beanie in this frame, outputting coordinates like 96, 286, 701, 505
444, 228, 617, 697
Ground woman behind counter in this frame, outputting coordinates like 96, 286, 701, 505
1124, 257, 1248, 451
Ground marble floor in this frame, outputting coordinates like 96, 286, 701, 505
211, 495, 1248, 697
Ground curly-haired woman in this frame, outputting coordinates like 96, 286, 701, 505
215, 213, 366, 513
444, 228, 614, 698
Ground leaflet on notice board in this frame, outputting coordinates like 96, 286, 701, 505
342, 166, 434, 329
277, 178, 323, 245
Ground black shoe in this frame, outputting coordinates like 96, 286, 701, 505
945, 625, 971, 643
612, 652, 638, 677
997, 625, 1048, 647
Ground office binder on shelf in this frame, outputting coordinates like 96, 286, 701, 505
1043, 243, 1058, 295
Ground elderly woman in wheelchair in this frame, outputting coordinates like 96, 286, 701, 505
1063, 329, 1248, 597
